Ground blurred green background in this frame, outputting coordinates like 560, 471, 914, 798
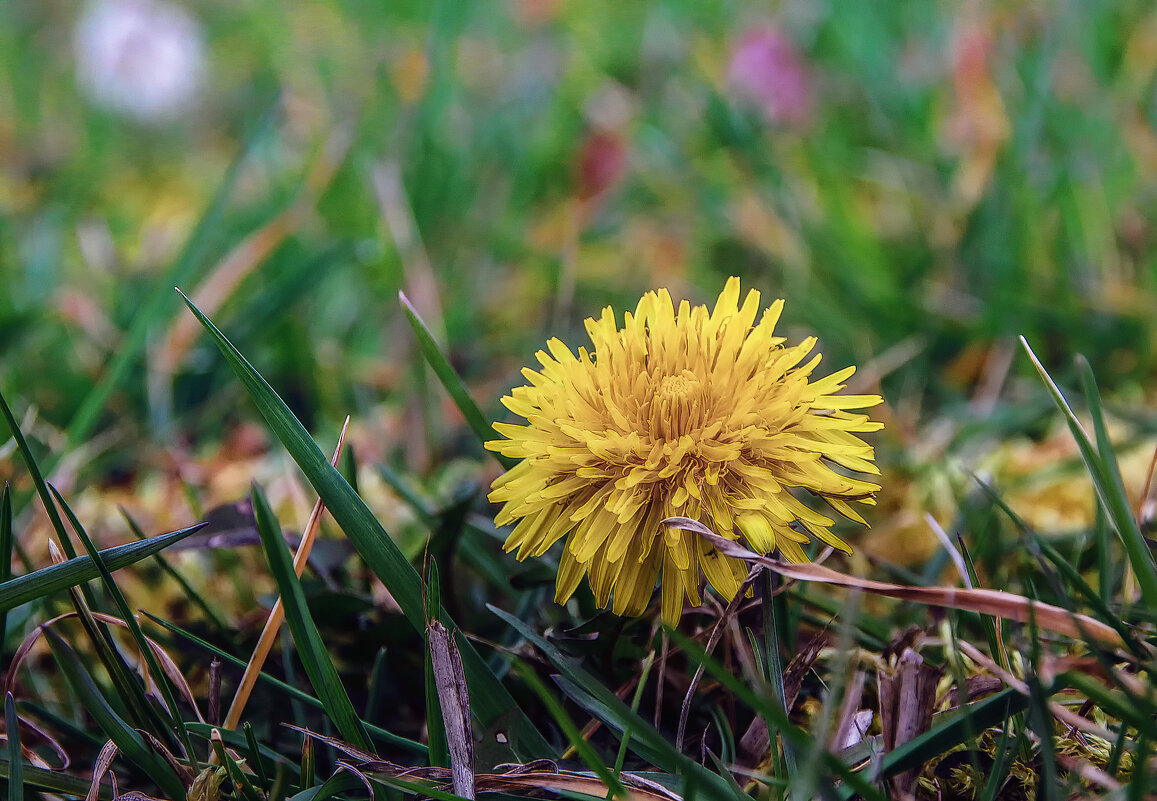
3, 0, 1157, 479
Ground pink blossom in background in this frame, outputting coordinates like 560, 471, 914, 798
727, 25, 813, 129
74, 0, 206, 123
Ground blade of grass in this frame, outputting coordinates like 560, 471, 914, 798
210, 729, 264, 801
0, 385, 79, 561
511, 660, 628, 799
119, 509, 233, 640
0, 756, 114, 799
223, 418, 348, 732
144, 611, 427, 756
5, 693, 22, 801
868, 687, 1030, 792
956, 534, 1008, 671
490, 604, 746, 801
184, 723, 296, 775
1078, 355, 1157, 602
762, 570, 795, 781
1020, 338, 1157, 606
974, 477, 1141, 652
242, 722, 271, 787
0, 523, 204, 611
0, 485, 11, 649
613, 651, 654, 783
400, 291, 515, 470
49, 485, 196, 764
45, 629, 187, 800
250, 483, 371, 752
179, 292, 549, 759
663, 628, 886, 801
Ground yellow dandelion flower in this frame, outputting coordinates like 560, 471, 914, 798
486, 277, 884, 624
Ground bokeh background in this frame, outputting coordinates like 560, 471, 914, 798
3, 0, 1157, 568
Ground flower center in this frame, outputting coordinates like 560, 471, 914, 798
653, 371, 706, 439
659, 373, 698, 399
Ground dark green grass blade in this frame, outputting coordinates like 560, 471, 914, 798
46, 629, 187, 801
250, 484, 371, 752
243, 722, 271, 786
662, 628, 885, 801
5, 693, 22, 801
762, 571, 795, 780
0, 756, 113, 798
490, 604, 744, 800
178, 292, 548, 759
1026, 675, 1059, 801
1020, 338, 1157, 606
211, 733, 264, 801
957, 534, 1007, 670
511, 660, 628, 799
185, 723, 297, 775
873, 687, 1031, 789
976, 476, 1143, 652
1077, 356, 1157, 603
143, 611, 427, 755
0, 384, 79, 561
120, 508, 233, 639
400, 291, 516, 470
978, 718, 1017, 801
0, 485, 11, 649
49, 485, 196, 762
0, 523, 204, 611
62, 102, 277, 454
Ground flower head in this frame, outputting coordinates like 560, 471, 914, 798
487, 278, 883, 624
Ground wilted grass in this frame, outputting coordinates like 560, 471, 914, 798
3, 1, 1157, 799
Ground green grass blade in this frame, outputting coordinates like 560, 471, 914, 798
49, 485, 196, 762
762, 571, 795, 780
511, 660, 628, 799
1077, 356, 1157, 604
400, 291, 516, 469
956, 534, 1007, 671
184, 723, 297, 775
872, 687, 1030, 788
0, 384, 78, 560
45, 629, 187, 800
0, 485, 11, 649
974, 476, 1141, 650
243, 722, 271, 786
143, 612, 427, 756
0, 755, 113, 798
119, 509, 233, 639
663, 628, 885, 801
489, 604, 742, 800
1020, 338, 1157, 607
250, 483, 371, 752
5, 693, 22, 801
0, 523, 204, 612
178, 292, 549, 759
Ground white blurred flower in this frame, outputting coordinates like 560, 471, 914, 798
74, 0, 206, 123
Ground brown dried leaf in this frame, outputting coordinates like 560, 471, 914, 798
427, 619, 475, 800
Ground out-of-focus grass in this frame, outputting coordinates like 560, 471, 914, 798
1, 1, 1155, 467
